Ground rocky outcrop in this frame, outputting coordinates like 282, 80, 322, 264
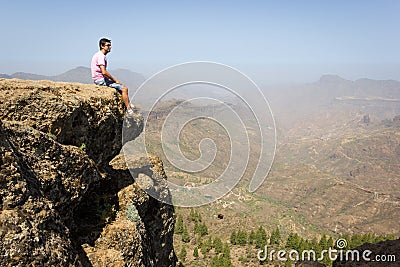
115, 155, 175, 264
333, 238, 400, 267
0, 79, 176, 266
0, 78, 142, 168
80, 155, 176, 267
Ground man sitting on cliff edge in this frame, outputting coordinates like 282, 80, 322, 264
91, 38, 135, 114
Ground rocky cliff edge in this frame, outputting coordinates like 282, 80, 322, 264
0, 79, 177, 267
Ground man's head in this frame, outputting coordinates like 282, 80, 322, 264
99, 38, 112, 53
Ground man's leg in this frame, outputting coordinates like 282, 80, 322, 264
121, 86, 132, 110
104, 79, 134, 112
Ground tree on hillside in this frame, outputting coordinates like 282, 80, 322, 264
190, 208, 202, 222
222, 243, 231, 259
179, 246, 187, 262
193, 246, 199, 259
211, 254, 234, 267
327, 236, 334, 248
175, 214, 184, 234
194, 221, 208, 236
298, 237, 311, 252
199, 222, 208, 236
255, 226, 267, 248
350, 234, 364, 249
210, 243, 234, 267
190, 208, 195, 221
364, 233, 375, 244
270, 227, 281, 246
201, 244, 208, 258
318, 234, 329, 250
311, 236, 318, 249
248, 230, 256, 245
201, 237, 213, 259
213, 237, 223, 254
230, 231, 237, 245
236, 229, 248, 246
286, 232, 300, 250
182, 224, 190, 243
318, 235, 332, 266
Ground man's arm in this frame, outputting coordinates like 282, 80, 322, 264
100, 65, 121, 84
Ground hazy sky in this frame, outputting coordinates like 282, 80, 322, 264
1, 0, 399, 84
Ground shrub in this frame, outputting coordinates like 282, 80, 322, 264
126, 204, 140, 222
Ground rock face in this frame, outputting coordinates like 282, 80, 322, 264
0, 79, 177, 266
81, 154, 176, 267
0, 120, 98, 266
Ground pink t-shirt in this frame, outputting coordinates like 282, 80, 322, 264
91, 51, 107, 82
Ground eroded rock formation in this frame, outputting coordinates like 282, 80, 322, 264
0, 79, 176, 266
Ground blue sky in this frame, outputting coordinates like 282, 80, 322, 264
1, 0, 399, 84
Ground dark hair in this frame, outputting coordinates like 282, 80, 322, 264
99, 38, 111, 49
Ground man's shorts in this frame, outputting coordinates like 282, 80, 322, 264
94, 78, 123, 91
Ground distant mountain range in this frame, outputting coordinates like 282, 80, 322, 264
314, 74, 400, 100
265, 74, 400, 127
268, 74, 400, 105
0, 66, 146, 90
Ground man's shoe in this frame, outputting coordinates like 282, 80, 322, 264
130, 104, 138, 111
